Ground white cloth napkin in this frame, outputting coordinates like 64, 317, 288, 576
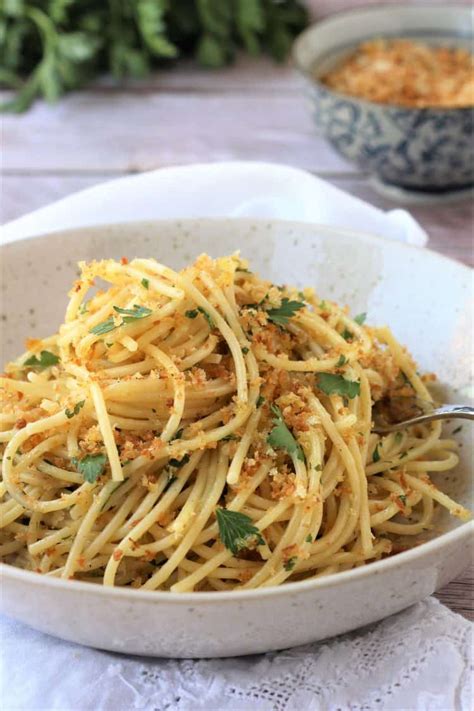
2, 161, 470, 711
2, 161, 427, 246
1, 598, 472, 710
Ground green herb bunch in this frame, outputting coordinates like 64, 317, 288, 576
1, 0, 308, 112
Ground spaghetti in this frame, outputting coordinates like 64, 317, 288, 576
0, 254, 470, 591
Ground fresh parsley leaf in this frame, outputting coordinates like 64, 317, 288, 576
354, 312, 367, 325
71, 453, 107, 483
314, 464, 322, 471
283, 556, 297, 571
341, 328, 353, 341
197, 306, 214, 329
90, 316, 117, 336
90, 304, 152, 335
452, 426, 463, 435
24, 350, 59, 370
297, 291, 305, 300
305, 534, 312, 543
398, 494, 407, 505
65, 400, 85, 419
256, 395, 265, 408
241, 347, 249, 354
316, 373, 360, 399
113, 304, 152, 322
141, 278, 150, 289
170, 428, 184, 441
222, 434, 239, 441
394, 432, 403, 444
266, 298, 305, 327
372, 443, 381, 463
185, 309, 199, 319
215, 508, 264, 555
267, 404, 305, 462
168, 454, 190, 468
336, 355, 347, 367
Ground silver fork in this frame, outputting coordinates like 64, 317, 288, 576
373, 404, 474, 434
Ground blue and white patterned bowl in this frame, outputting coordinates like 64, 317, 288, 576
293, 5, 474, 194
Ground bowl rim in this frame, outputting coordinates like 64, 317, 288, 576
2, 521, 472, 604
1, 216, 472, 605
2, 215, 472, 274
292, 2, 474, 114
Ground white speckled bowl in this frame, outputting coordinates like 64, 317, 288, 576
1, 219, 472, 657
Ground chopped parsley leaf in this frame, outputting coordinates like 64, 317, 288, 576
141, 278, 150, 289
399, 494, 407, 505
65, 400, 85, 419
216, 508, 264, 555
336, 355, 347, 367
71, 453, 107, 483
394, 432, 403, 444
399, 451, 408, 459
400, 372, 412, 386
197, 306, 214, 329
163, 474, 177, 493
168, 453, 190, 468
452, 426, 463, 435
24, 350, 59, 370
113, 304, 152, 322
256, 395, 265, 408
222, 434, 239, 441
91, 304, 152, 335
372, 443, 381, 463
267, 404, 305, 462
241, 346, 249, 354
266, 298, 305, 328
90, 316, 117, 336
283, 556, 297, 571
305, 534, 313, 543
341, 328, 353, 341
316, 373, 360, 399
314, 464, 322, 471
354, 312, 367, 325
185, 309, 198, 319
170, 428, 183, 441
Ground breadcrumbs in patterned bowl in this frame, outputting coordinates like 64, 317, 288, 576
321, 39, 474, 110
293, 6, 474, 195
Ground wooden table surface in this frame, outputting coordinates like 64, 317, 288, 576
1, 41, 472, 620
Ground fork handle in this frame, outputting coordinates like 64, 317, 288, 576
373, 404, 474, 433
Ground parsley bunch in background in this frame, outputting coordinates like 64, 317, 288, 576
0, 0, 308, 112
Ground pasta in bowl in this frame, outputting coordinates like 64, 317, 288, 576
0, 218, 472, 656
1, 253, 469, 592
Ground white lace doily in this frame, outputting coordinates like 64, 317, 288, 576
1, 597, 471, 711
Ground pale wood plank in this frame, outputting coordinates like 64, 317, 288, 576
1, 89, 354, 173
435, 566, 473, 621
1, 174, 113, 224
